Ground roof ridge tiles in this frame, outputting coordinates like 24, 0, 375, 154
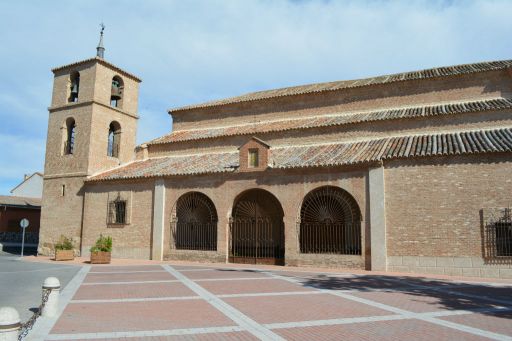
169, 59, 512, 113
90, 127, 512, 182
148, 97, 512, 146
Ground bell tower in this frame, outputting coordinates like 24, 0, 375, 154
38, 27, 141, 256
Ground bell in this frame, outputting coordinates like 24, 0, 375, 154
70, 82, 79, 96
111, 81, 122, 99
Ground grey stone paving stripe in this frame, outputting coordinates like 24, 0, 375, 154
44, 326, 244, 340
194, 277, 275, 282
163, 264, 285, 341
82, 279, 180, 285
88, 270, 166, 274
71, 296, 201, 303
217, 291, 323, 298
27, 265, 91, 341
177, 268, 215, 272
265, 314, 407, 329
265, 270, 512, 341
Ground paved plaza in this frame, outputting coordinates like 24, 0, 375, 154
22, 261, 512, 340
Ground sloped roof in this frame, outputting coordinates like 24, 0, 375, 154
88, 127, 512, 182
88, 152, 239, 181
150, 98, 512, 145
10, 172, 43, 194
51, 57, 142, 82
170, 60, 512, 113
0, 195, 41, 208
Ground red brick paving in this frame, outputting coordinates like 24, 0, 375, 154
90, 265, 165, 272
274, 319, 486, 341
42, 263, 512, 340
83, 271, 175, 283
223, 293, 391, 324
441, 311, 512, 337
70, 331, 260, 340
51, 300, 236, 334
74, 282, 196, 300
352, 290, 499, 313
182, 269, 269, 280
198, 278, 313, 295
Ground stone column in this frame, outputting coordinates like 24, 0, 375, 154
152, 179, 166, 261
369, 165, 387, 271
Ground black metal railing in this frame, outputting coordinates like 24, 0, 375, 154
484, 208, 512, 258
18, 288, 51, 340
229, 217, 284, 260
171, 222, 217, 251
299, 222, 361, 255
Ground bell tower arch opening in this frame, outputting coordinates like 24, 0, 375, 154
107, 121, 121, 158
230, 189, 285, 265
110, 76, 124, 108
68, 71, 80, 103
62, 117, 76, 155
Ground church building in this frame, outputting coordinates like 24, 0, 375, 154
38, 32, 512, 278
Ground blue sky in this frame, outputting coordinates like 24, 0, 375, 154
0, 0, 511, 194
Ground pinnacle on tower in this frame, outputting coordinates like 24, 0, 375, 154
96, 23, 105, 59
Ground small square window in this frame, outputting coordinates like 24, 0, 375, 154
248, 149, 259, 168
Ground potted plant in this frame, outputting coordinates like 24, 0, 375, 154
54, 235, 74, 261
90, 234, 112, 264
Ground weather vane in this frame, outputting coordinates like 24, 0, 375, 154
96, 22, 105, 58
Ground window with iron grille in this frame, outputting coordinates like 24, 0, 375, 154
484, 208, 512, 258
108, 198, 127, 225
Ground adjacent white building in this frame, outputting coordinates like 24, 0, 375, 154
10, 172, 43, 198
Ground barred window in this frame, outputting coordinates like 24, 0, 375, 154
109, 198, 127, 225
484, 208, 512, 258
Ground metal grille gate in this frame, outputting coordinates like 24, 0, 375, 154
229, 190, 285, 265
229, 217, 284, 265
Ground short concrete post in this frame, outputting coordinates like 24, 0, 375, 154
41, 277, 60, 318
0, 307, 21, 341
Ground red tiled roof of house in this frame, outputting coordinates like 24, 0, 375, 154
88, 127, 512, 182
0, 195, 41, 207
169, 60, 512, 113
149, 98, 512, 145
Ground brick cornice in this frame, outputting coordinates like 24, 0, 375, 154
48, 100, 139, 119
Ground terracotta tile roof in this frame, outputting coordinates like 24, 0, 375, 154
89, 128, 512, 182
272, 127, 512, 168
51, 57, 142, 82
170, 60, 512, 113
88, 153, 239, 181
150, 98, 512, 145
0, 195, 41, 208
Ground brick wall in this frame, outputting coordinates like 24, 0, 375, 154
385, 153, 512, 278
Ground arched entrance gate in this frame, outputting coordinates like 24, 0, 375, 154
229, 189, 285, 265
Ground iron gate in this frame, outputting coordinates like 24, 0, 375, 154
229, 217, 284, 265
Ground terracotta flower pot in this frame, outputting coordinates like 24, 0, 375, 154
90, 251, 111, 264
54, 249, 74, 261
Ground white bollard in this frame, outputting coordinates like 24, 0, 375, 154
0, 307, 20, 341
41, 277, 60, 318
